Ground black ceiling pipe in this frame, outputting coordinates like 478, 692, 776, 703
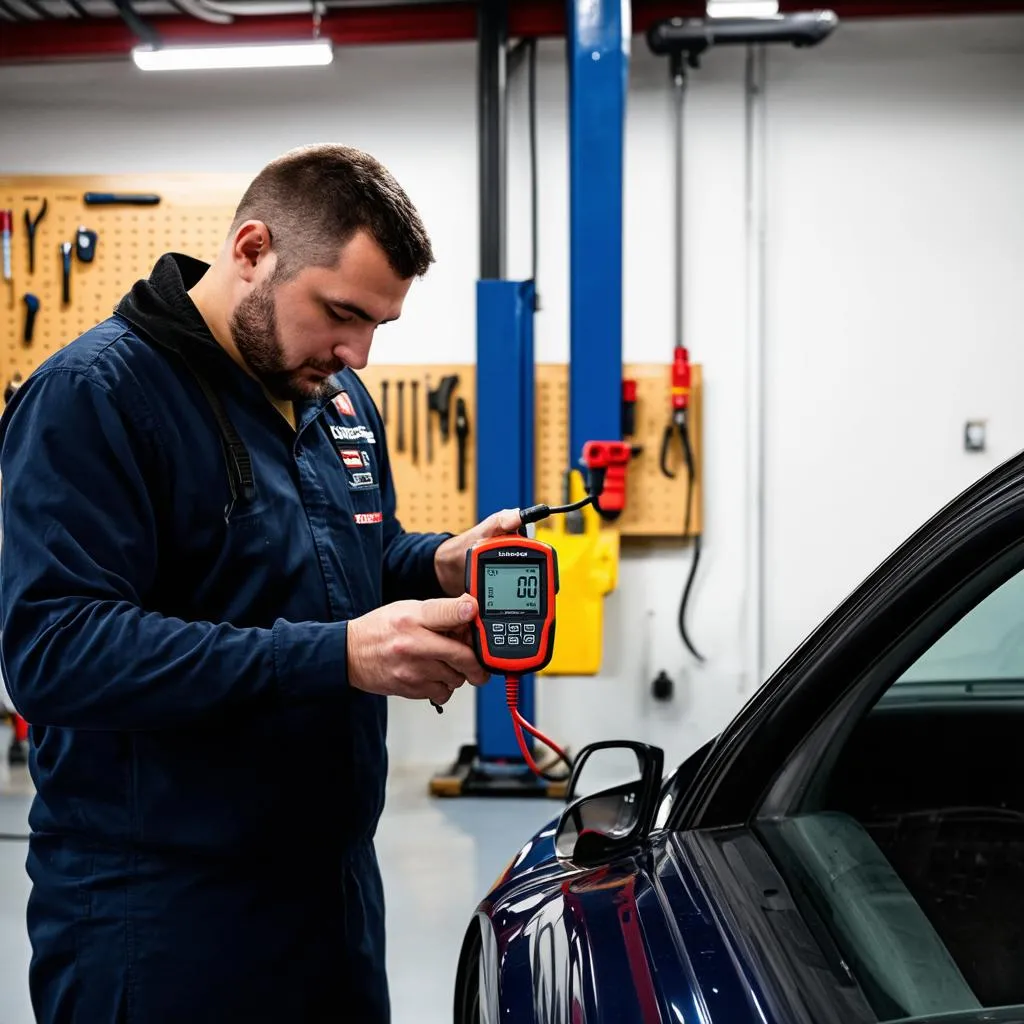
478, 0, 508, 280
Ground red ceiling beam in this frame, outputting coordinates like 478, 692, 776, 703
2, 0, 1023, 65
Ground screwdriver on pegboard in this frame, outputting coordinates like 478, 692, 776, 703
0, 210, 12, 282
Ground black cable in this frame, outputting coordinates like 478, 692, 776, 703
534, 757, 572, 785
0, 833, 29, 842
678, 420, 705, 662
527, 38, 540, 308
0, 0, 25, 19
519, 493, 594, 527
63, 0, 90, 17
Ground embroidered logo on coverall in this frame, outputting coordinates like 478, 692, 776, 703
330, 424, 376, 445
333, 392, 356, 417
338, 448, 375, 489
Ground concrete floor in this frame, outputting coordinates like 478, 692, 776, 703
0, 725, 558, 1024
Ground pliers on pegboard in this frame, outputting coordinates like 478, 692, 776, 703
660, 343, 704, 663
660, 406, 695, 483
659, 343, 694, 481
24, 199, 48, 276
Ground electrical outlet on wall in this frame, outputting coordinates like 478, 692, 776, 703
965, 420, 987, 453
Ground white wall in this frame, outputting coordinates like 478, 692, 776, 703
763, 16, 1024, 670
0, 15, 1022, 774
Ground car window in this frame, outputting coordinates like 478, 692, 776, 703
757, 559, 1024, 1023
893, 567, 1024, 687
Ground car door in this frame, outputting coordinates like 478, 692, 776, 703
659, 449, 1024, 1023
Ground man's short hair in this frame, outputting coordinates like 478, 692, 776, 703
230, 144, 434, 281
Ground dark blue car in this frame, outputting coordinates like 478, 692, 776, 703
456, 450, 1024, 1023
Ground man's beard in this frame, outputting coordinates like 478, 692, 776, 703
229, 280, 341, 403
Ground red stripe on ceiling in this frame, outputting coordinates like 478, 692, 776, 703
1, 0, 1022, 64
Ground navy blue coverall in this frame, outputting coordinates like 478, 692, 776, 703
0, 253, 450, 1023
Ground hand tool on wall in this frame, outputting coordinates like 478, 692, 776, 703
410, 380, 420, 464
427, 374, 459, 448
396, 380, 406, 453
76, 226, 98, 263
60, 242, 73, 304
659, 344, 694, 480
621, 379, 637, 437
380, 380, 389, 427
23, 200, 47, 275
455, 397, 469, 492
83, 192, 162, 206
23, 293, 39, 345
581, 440, 641, 521
1, 210, 12, 283
425, 375, 433, 463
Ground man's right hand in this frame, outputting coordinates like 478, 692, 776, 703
346, 596, 491, 707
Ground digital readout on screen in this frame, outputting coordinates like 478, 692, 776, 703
484, 565, 541, 613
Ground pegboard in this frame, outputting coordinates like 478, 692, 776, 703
0, 177, 701, 540
0, 174, 248, 389
535, 363, 704, 538
352, 365, 476, 537
359, 362, 703, 538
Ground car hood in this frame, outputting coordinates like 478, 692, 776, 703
485, 814, 561, 899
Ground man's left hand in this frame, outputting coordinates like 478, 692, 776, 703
434, 508, 523, 597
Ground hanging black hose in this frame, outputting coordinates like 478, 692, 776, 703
677, 417, 704, 663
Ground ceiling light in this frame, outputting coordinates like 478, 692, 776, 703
131, 40, 334, 71
707, 1, 780, 15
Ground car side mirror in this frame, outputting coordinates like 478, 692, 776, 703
554, 741, 664, 867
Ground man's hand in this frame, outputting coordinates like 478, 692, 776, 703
434, 508, 523, 597
347, 596, 490, 707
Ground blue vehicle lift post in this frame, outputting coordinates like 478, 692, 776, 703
567, 0, 628, 465
429, 0, 628, 798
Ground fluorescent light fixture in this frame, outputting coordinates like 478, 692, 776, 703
707, 1, 780, 16
131, 40, 333, 71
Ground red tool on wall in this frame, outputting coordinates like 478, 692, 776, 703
581, 440, 641, 521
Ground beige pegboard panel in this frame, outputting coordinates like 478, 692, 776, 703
353, 362, 702, 538
0, 179, 703, 540
353, 364, 477, 536
0, 174, 248, 391
535, 365, 572, 507
534, 363, 703, 538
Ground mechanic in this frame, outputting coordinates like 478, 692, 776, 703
0, 144, 518, 1024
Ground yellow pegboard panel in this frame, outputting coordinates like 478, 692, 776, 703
534, 363, 703, 538
0, 177, 702, 540
352, 365, 476, 537
0, 174, 248, 388
334, 361, 703, 539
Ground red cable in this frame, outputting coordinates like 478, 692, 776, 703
505, 676, 570, 779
